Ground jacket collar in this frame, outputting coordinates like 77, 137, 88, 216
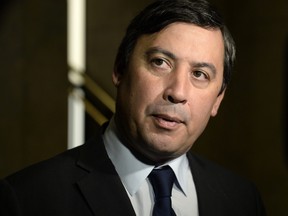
75, 124, 136, 216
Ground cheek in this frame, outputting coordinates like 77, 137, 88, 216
118, 75, 158, 116
132, 81, 160, 114
188, 93, 219, 122
130, 71, 162, 103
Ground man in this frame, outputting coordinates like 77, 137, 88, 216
0, 0, 266, 215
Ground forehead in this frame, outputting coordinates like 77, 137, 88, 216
132, 22, 225, 72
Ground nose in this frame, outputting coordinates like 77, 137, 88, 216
163, 70, 188, 104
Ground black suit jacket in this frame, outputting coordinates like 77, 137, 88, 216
0, 128, 266, 216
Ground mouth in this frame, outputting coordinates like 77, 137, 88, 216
152, 114, 184, 129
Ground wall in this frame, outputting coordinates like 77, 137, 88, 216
0, 0, 67, 176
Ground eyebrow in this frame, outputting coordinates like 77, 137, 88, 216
145, 46, 217, 75
145, 47, 177, 60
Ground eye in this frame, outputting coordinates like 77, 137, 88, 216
151, 58, 164, 66
192, 70, 209, 81
150, 58, 171, 70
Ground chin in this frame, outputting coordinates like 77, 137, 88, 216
148, 143, 184, 157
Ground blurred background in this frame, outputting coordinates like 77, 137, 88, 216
0, 0, 287, 215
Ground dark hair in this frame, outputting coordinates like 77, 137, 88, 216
114, 0, 236, 94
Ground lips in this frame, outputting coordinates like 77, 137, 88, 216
154, 114, 182, 123
152, 114, 184, 129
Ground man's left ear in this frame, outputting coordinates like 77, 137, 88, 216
211, 89, 225, 117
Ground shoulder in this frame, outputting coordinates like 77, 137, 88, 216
0, 136, 108, 215
0, 144, 84, 215
3, 135, 103, 186
3, 144, 83, 187
188, 152, 251, 185
187, 152, 266, 215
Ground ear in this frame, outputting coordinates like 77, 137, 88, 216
112, 69, 122, 87
211, 89, 225, 117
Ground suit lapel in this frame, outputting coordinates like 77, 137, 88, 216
76, 128, 136, 216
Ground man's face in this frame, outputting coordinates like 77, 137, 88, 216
113, 23, 225, 163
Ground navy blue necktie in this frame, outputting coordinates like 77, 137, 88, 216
148, 166, 176, 216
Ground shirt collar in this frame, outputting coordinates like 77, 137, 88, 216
103, 118, 190, 196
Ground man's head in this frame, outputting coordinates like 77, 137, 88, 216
114, 0, 236, 95
112, 0, 236, 163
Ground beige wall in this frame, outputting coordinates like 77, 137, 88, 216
0, 0, 287, 215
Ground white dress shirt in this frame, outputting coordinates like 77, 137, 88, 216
103, 118, 199, 216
